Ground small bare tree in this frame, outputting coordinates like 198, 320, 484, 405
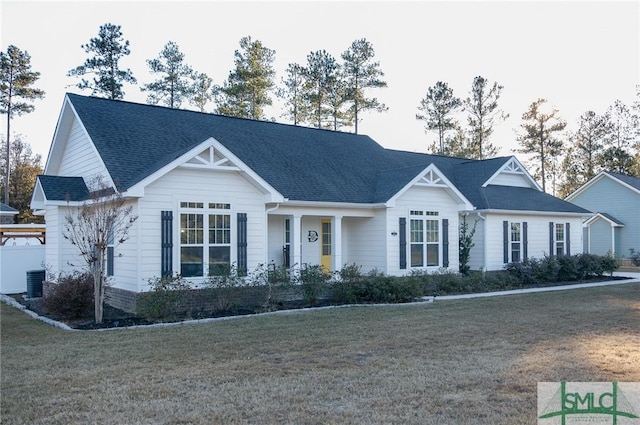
63, 177, 137, 323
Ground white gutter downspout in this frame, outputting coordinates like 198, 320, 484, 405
477, 212, 487, 273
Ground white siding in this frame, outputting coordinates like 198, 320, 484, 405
57, 118, 108, 179
481, 213, 584, 271
267, 216, 287, 266
342, 214, 386, 273
386, 185, 461, 276
489, 173, 533, 187
44, 205, 60, 277
137, 167, 266, 290
107, 199, 140, 292
46, 205, 92, 279
464, 212, 485, 272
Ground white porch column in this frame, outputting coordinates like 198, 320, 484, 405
611, 225, 616, 257
334, 215, 343, 272
291, 214, 302, 277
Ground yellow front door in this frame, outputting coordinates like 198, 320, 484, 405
321, 219, 332, 272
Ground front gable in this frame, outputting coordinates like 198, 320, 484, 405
482, 157, 541, 190
124, 137, 284, 203
44, 95, 113, 187
584, 212, 624, 228
566, 171, 640, 202
386, 164, 473, 210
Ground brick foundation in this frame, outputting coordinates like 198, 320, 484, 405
104, 283, 325, 316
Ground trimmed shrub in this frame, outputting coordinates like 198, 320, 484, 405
630, 249, 640, 267
299, 264, 328, 305
505, 253, 620, 285
204, 263, 246, 312
138, 275, 191, 320
42, 271, 94, 319
555, 255, 580, 282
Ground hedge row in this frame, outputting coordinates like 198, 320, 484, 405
42, 254, 619, 321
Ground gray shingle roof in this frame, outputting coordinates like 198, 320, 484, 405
52, 93, 588, 214
38, 175, 89, 202
0, 203, 18, 213
607, 171, 640, 191
479, 186, 591, 213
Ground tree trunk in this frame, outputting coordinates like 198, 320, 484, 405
93, 255, 105, 323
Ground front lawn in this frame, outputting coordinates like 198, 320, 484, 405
1, 282, 639, 424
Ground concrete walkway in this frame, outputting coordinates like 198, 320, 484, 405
434, 271, 640, 301
2, 272, 639, 331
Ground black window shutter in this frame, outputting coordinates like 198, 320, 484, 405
549, 222, 554, 256
161, 211, 173, 277
503, 221, 509, 263
566, 222, 571, 256
523, 222, 528, 261
237, 212, 248, 276
399, 217, 407, 269
107, 247, 114, 276
442, 218, 449, 268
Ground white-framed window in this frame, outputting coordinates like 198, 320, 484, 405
179, 202, 231, 277
283, 218, 291, 267
511, 222, 521, 263
106, 229, 114, 277
410, 211, 440, 268
555, 223, 565, 256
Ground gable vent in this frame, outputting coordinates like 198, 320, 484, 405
180, 146, 240, 171
416, 169, 447, 187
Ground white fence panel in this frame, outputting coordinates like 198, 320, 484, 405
0, 245, 46, 294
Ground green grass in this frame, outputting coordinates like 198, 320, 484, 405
2, 283, 639, 424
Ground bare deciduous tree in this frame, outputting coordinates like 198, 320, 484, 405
63, 177, 137, 323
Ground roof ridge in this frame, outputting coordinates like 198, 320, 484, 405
66, 92, 370, 138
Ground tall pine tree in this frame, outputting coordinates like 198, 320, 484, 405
191, 72, 214, 113
214, 36, 276, 120
303, 50, 340, 129
463, 76, 507, 159
416, 81, 461, 155
67, 23, 136, 100
277, 63, 308, 125
517, 98, 566, 193
558, 111, 610, 197
1, 45, 44, 205
600, 100, 637, 174
341, 38, 387, 134
141, 41, 194, 109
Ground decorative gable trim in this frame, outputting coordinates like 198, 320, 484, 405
179, 146, 241, 171
386, 164, 473, 209
415, 169, 448, 187
482, 157, 541, 190
566, 171, 640, 201
124, 137, 284, 202
584, 212, 625, 227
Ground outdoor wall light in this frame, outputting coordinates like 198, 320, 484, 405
391, 231, 398, 236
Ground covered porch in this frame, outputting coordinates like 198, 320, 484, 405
265, 203, 384, 274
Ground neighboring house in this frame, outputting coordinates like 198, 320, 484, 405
566, 171, 640, 259
0, 203, 18, 224
31, 94, 590, 310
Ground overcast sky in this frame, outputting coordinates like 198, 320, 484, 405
2, 1, 639, 164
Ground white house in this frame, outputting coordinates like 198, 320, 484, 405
31, 94, 590, 310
